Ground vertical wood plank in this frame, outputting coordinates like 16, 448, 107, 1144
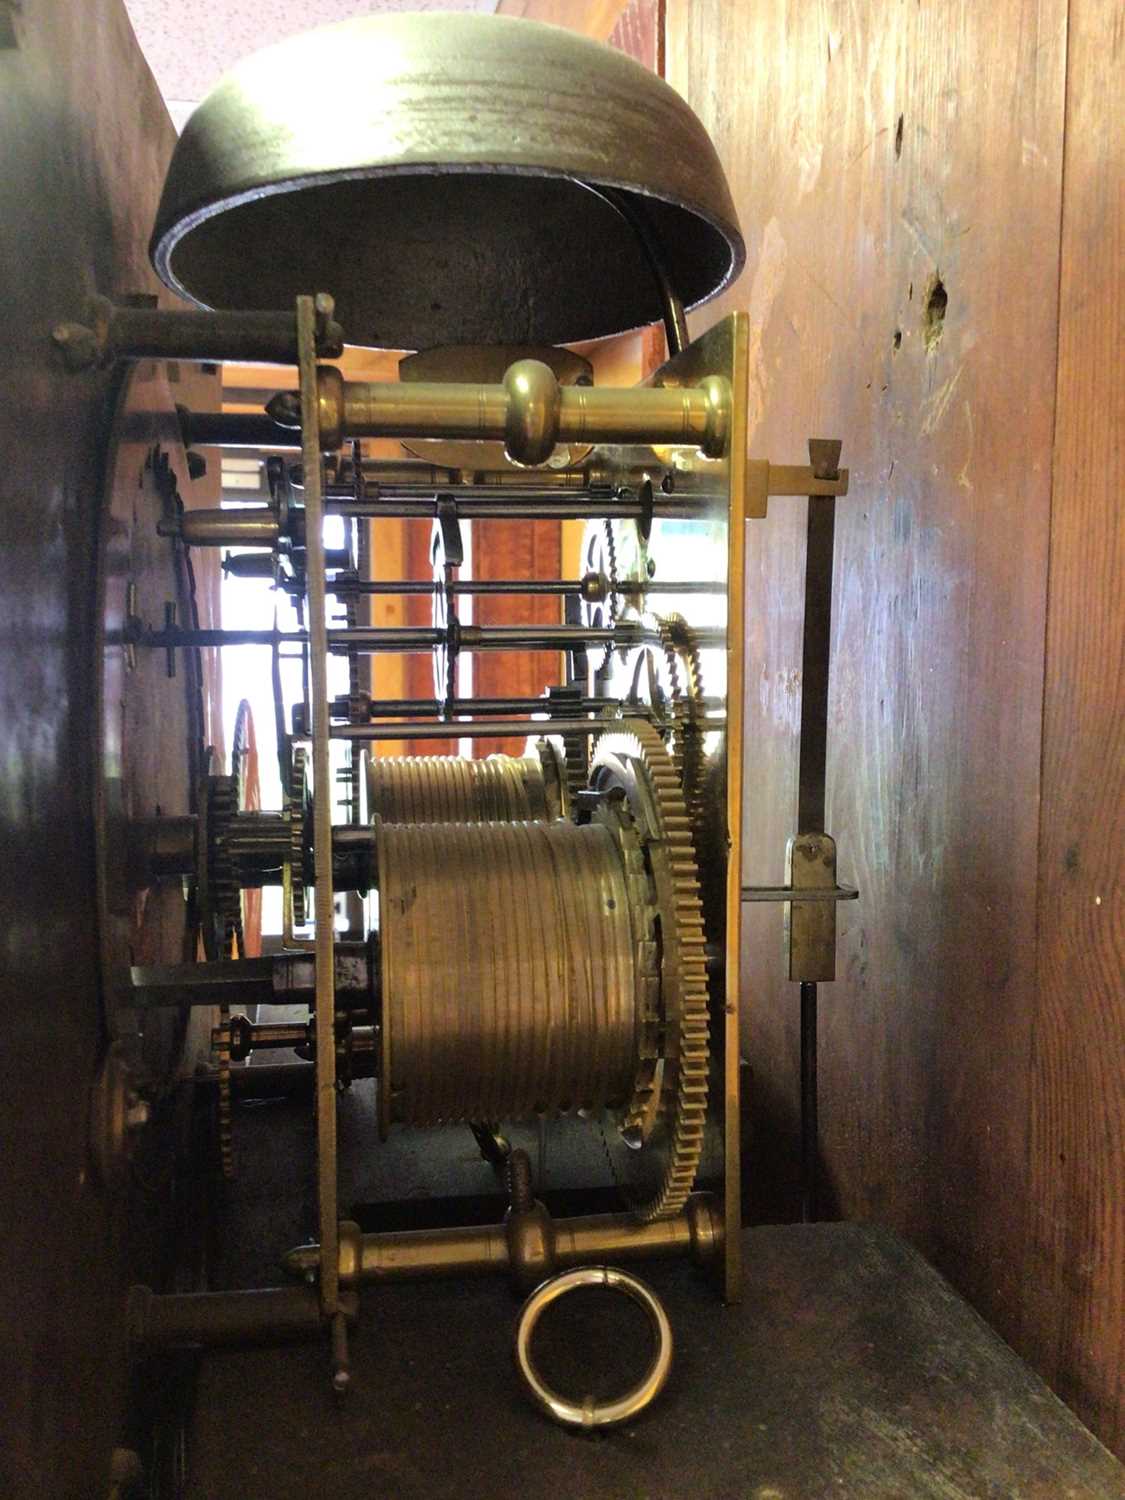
0, 2, 192, 1488
497, 0, 630, 34
1027, 0, 1125, 1451
472, 520, 563, 758
667, 0, 1072, 1421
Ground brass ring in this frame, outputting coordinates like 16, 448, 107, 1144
513, 1266, 673, 1430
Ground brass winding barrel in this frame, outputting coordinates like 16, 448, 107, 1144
365, 752, 555, 824
376, 818, 642, 1130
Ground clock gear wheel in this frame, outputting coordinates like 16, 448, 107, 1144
202, 698, 255, 1178
286, 744, 310, 929
590, 718, 710, 1221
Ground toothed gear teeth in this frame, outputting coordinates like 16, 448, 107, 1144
214, 1006, 233, 1179
207, 700, 254, 1181
655, 613, 706, 827
591, 718, 711, 1222
287, 745, 309, 929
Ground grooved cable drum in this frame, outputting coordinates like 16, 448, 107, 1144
365, 753, 551, 824
376, 818, 641, 1129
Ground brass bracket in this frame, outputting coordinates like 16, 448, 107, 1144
784, 832, 844, 983
745, 459, 850, 520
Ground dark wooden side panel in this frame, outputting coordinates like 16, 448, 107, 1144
664, 0, 1101, 1438
1026, 0, 1125, 1451
0, 2, 181, 1494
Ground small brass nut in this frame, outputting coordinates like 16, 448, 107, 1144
52, 294, 114, 372
52, 319, 101, 372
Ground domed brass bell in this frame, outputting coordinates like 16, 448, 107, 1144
150, 13, 744, 350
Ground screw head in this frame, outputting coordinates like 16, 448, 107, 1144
52, 320, 100, 372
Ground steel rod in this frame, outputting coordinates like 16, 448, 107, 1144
310, 694, 635, 724
53, 297, 343, 371
331, 578, 725, 598
329, 715, 724, 742
180, 411, 302, 450
742, 884, 859, 903
128, 1285, 354, 1349
128, 947, 373, 1008
329, 461, 605, 491
107, 305, 341, 364
325, 481, 597, 501
348, 578, 582, 597
140, 623, 717, 652
191, 623, 720, 652
325, 496, 706, 520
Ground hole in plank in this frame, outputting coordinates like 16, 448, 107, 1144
923, 276, 948, 353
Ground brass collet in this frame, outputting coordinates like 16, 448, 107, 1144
313, 361, 730, 465
285, 1194, 723, 1295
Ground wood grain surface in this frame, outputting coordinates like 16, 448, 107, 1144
471, 520, 564, 759
666, 0, 1121, 1459
1026, 0, 1125, 1450
184, 1208, 1125, 1499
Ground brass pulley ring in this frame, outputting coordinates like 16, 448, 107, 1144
513, 1266, 673, 1430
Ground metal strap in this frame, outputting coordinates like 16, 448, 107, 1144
297, 293, 339, 1314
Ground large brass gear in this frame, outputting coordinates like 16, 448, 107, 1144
591, 718, 710, 1221
200, 767, 239, 961
198, 768, 238, 1176
205, 700, 254, 1181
